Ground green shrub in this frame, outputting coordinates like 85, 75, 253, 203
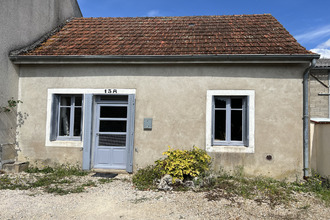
132, 165, 161, 190
155, 146, 211, 182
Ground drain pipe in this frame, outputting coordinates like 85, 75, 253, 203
303, 59, 317, 179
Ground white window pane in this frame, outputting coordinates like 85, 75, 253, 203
214, 110, 226, 141
231, 110, 243, 141
59, 107, 71, 136
73, 107, 82, 136
214, 97, 226, 108
75, 96, 82, 106
231, 98, 243, 109
60, 96, 72, 106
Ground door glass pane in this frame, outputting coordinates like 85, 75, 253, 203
74, 107, 82, 136
100, 106, 127, 118
214, 110, 226, 141
98, 134, 126, 146
231, 110, 243, 141
99, 120, 127, 132
59, 107, 71, 136
100, 95, 128, 103
214, 97, 226, 108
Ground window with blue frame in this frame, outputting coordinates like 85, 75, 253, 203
213, 96, 247, 146
50, 94, 83, 141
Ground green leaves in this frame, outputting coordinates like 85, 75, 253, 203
155, 146, 211, 182
0, 98, 22, 113
132, 165, 161, 190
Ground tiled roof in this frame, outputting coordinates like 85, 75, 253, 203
20, 14, 312, 56
316, 59, 330, 67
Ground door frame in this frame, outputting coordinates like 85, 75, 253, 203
81, 90, 135, 172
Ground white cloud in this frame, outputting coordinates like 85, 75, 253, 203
310, 38, 330, 58
147, 10, 161, 17
295, 25, 330, 43
310, 48, 330, 58
317, 39, 330, 48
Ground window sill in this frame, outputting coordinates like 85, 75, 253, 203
206, 145, 254, 153
46, 140, 83, 148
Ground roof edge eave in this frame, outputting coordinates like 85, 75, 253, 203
9, 54, 320, 65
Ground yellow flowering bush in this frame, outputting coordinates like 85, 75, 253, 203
154, 146, 211, 182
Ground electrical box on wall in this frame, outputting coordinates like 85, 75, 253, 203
144, 118, 152, 130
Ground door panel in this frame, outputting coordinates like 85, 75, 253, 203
96, 148, 111, 164
93, 100, 130, 169
98, 134, 126, 146
112, 148, 126, 165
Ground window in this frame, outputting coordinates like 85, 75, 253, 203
213, 96, 247, 146
50, 94, 83, 141
206, 90, 255, 153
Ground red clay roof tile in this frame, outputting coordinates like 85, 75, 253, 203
21, 14, 312, 56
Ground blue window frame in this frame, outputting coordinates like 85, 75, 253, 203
212, 96, 247, 146
50, 94, 83, 141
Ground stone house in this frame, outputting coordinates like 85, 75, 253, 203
8, 14, 319, 179
0, 0, 82, 167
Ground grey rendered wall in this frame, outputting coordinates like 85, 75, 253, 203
17, 63, 307, 179
310, 69, 329, 118
0, 0, 81, 157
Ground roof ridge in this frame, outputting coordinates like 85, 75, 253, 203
76, 14, 274, 19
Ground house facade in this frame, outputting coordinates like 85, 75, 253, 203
309, 59, 330, 177
0, 0, 81, 167
9, 15, 319, 179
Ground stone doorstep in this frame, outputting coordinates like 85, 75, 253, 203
2, 162, 29, 173
92, 168, 128, 174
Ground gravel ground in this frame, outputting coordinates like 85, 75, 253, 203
0, 173, 329, 220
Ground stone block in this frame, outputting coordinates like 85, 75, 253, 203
2, 162, 29, 173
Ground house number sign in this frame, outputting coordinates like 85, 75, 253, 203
104, 89, 118, 94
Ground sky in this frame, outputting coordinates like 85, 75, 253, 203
77, 0, 330, 58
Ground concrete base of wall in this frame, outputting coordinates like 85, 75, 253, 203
0, 144, 17, 165
2, 161, 29, 173
0, 143, 18, 169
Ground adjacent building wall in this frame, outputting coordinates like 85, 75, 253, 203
17, 63, 307, 179
310, 121, 330, 177
0, 0, 81, 164
309, 69, 329, 118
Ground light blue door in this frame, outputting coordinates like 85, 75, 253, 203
93, 95, 134, 170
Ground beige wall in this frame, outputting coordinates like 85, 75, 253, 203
311, 122, 330, 177
0, 0, 81, 146
17, 63, 307, 179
